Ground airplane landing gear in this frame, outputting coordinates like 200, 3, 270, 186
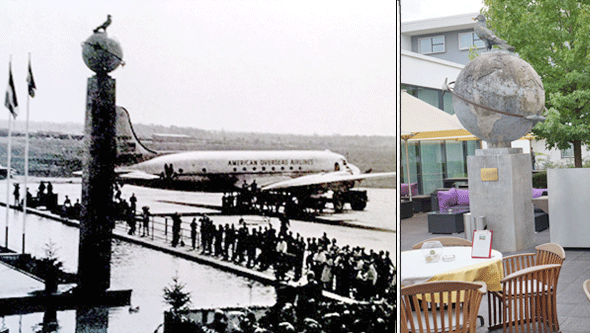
332, 192, 345, 213
332, 190, 367, 213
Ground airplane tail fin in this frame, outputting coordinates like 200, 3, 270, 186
116, 106, 158, 164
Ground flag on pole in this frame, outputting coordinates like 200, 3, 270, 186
27, 59, 36, 98
4, 62, 18, 118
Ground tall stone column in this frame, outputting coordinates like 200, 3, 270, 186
77, 73, 117, 295
78, 23, 123, 297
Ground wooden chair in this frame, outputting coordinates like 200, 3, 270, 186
488, 243, 565, 330
502, 243, 566, 276
500, 264, 561, 333
400, 281, 484, 333
583, 279, 590, 302
412, 236, 472, 249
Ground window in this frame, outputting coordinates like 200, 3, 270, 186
419, 35, 445, 54
561, 144, 574, 158
459, 32, 486, 50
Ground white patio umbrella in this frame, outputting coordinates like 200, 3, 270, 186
400, 90, 475, 200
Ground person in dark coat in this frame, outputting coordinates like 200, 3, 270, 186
13, 183, 20, 207
127, 202, 136, 235
171, 213, 181, 247
142, 206, 150, 236
129, 193, 137, 215
223, 223, 233, 260
279, 213, 290, 236
236, 225, 248, 263
199, 216, 207, 254
214, 224, 224, 256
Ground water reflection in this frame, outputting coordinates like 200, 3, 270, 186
3, 237, 276, 332
74, 307, 108, 333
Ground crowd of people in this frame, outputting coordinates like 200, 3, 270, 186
13, 181, 58, 211
171, 213, 395, 302
176, 292, 394, 333
36, 181, 394, 303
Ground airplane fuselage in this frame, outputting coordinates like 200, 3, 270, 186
122, 150, 358, 192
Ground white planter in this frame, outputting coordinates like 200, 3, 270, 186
548, 168, 590, 247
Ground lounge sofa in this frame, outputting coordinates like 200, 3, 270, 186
427, 187, 549, 234
435, 187, 548, 212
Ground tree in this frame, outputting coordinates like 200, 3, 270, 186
163, 274, 192, 313
484, 0, 590, 167
41, 240, 63, 294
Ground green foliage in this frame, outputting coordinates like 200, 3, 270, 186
468, 45, 480, 60
163, 274, 192, 312
484, 0, 590, 167
532, 172, 548, 188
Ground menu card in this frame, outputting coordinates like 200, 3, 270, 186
471, 230, 493, 258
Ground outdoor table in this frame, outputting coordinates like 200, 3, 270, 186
401, 246, 504, 291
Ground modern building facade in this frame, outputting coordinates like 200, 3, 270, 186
401, 13, 482, 195
401, 12, 590, 196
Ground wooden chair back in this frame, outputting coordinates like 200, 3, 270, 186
501, 243, 565, 277
583, 279, 590, 302
400, 281, 483, 333
535, 243, 566, 266
412, 236, 472, 249
501, 264, 561, 333
502, 253, 536, 276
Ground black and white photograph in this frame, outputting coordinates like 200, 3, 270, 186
0, 1, 396, 332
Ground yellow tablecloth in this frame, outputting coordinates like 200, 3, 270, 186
401, 247, 504, 291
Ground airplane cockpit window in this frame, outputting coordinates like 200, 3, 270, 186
334, 162, 340, 171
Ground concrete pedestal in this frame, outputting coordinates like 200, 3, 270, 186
467, 148, 534, 252
77, 74, 117, 296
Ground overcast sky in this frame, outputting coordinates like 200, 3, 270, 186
1, 1, 395, 136
401, 0, 484, 22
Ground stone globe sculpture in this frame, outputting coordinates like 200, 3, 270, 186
82, 32, 123, 74
451, 52, 545, 147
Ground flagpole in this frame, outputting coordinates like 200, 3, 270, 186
5, 110, 11, 249
4, 56, 15, 249
22, 54, 32, 254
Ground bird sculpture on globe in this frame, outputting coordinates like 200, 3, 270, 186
82, 16, 123, 74
450, 52, 545, 148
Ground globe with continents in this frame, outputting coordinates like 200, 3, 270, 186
82, 32, 123, 73
452, 52, 545, 146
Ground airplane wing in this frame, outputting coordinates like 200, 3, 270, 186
117, 170, 161, 180
73, 169, 160, 180
261, 171, 396, 191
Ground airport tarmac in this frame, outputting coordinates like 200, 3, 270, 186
0, 177, 395, 255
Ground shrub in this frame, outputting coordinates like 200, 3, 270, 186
532, 171, 547, 189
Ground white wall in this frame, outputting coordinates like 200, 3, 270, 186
479, 139, 590, 169
531, 139, 590, 169
401, 50, 463, 90
401, 34, 412, 51
481, 140, 531, 151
